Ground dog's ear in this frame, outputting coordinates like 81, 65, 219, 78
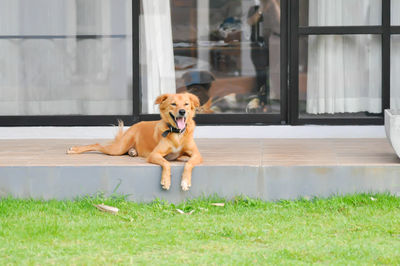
155, 94, 170, 105
188, 93, 200, 108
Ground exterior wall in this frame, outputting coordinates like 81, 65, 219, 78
0, 126, 386, 139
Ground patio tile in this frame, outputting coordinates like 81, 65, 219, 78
0, 138, 398, 167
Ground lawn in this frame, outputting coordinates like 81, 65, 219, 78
0, 194, 399, 265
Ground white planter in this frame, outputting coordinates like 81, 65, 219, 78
384, 109, 400, 158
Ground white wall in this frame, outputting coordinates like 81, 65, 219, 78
0, 126, 386, 139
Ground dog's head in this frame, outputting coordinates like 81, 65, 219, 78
155, 93, 200, 130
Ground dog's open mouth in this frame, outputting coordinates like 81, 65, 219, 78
170, 113, 186, 130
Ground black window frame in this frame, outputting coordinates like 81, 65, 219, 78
289, 0, 394, 125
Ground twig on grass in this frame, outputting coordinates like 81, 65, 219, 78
176, 209, 195, 215
211, 203, 225, 207
94, 203, 119, 214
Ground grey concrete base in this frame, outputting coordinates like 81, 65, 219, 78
1, 165, 399, 202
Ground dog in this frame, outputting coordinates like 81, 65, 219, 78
67, 93, 203, 191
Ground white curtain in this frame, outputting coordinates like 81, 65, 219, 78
391, 0, 400, 109
0, 0, 132, 115
306, 0, 382, 114
392, 0, 400, 25
140, 0, 176, 114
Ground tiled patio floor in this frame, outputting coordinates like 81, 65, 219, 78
0, 138, 399, 166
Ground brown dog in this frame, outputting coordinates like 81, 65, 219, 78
67, 93, 203, 191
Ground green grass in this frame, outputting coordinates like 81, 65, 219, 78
0, 194, 400, 265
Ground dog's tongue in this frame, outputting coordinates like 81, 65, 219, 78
176, 117, 185, 130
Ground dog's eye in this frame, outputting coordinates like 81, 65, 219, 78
184, 103, 189, 106
171, 103, 177, 106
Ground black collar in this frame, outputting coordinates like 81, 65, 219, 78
162, 123, 186, 138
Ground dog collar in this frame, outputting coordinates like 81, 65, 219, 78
162, 123, 186, 138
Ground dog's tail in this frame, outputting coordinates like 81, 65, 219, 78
96, 119, 132, 155
105, 119, 125, 145
115, 119, 125, 142
67, 119, 132, 156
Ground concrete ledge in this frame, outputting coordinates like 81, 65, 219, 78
1, 138, 399, 202
1, 165, 399, 203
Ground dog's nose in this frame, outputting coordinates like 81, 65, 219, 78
179, 109, 186, 116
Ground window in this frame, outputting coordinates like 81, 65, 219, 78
139, 0, 287, 125
299, 34, 381, 118
392, 0, 400, 25
0, 0, 398, 126
391, 1, 400, 109
291, 0, 393, 125
391, 35, 400, 109
0, 0, 133, 125
300, 0, 382, 27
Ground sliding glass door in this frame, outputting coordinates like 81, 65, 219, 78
291, 0, 394, 125
138, 0, 287, 125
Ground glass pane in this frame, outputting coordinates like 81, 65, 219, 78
299, 35, 381, 118
300, 0, 382, 27
0, 0, 132, 115
140, 0, 281, 114
392, 0, 400, 25
391, 36, 400, 108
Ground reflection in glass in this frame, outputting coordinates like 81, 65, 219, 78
299, 35, 381, 117
299, 0, 381, 27
0, 0, 133, 115
141, 0, 281, 114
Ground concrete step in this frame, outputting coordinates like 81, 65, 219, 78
1, 139, 399, 202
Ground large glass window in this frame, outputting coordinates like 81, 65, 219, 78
1, 0, 398, 126
0, 0, 132, 115
299, 35, 381, 118
140, 0, 281, 115
295, 0, 386, 123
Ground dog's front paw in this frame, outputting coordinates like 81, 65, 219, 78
161, 177, 171, 190
181, 179, 191, 191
